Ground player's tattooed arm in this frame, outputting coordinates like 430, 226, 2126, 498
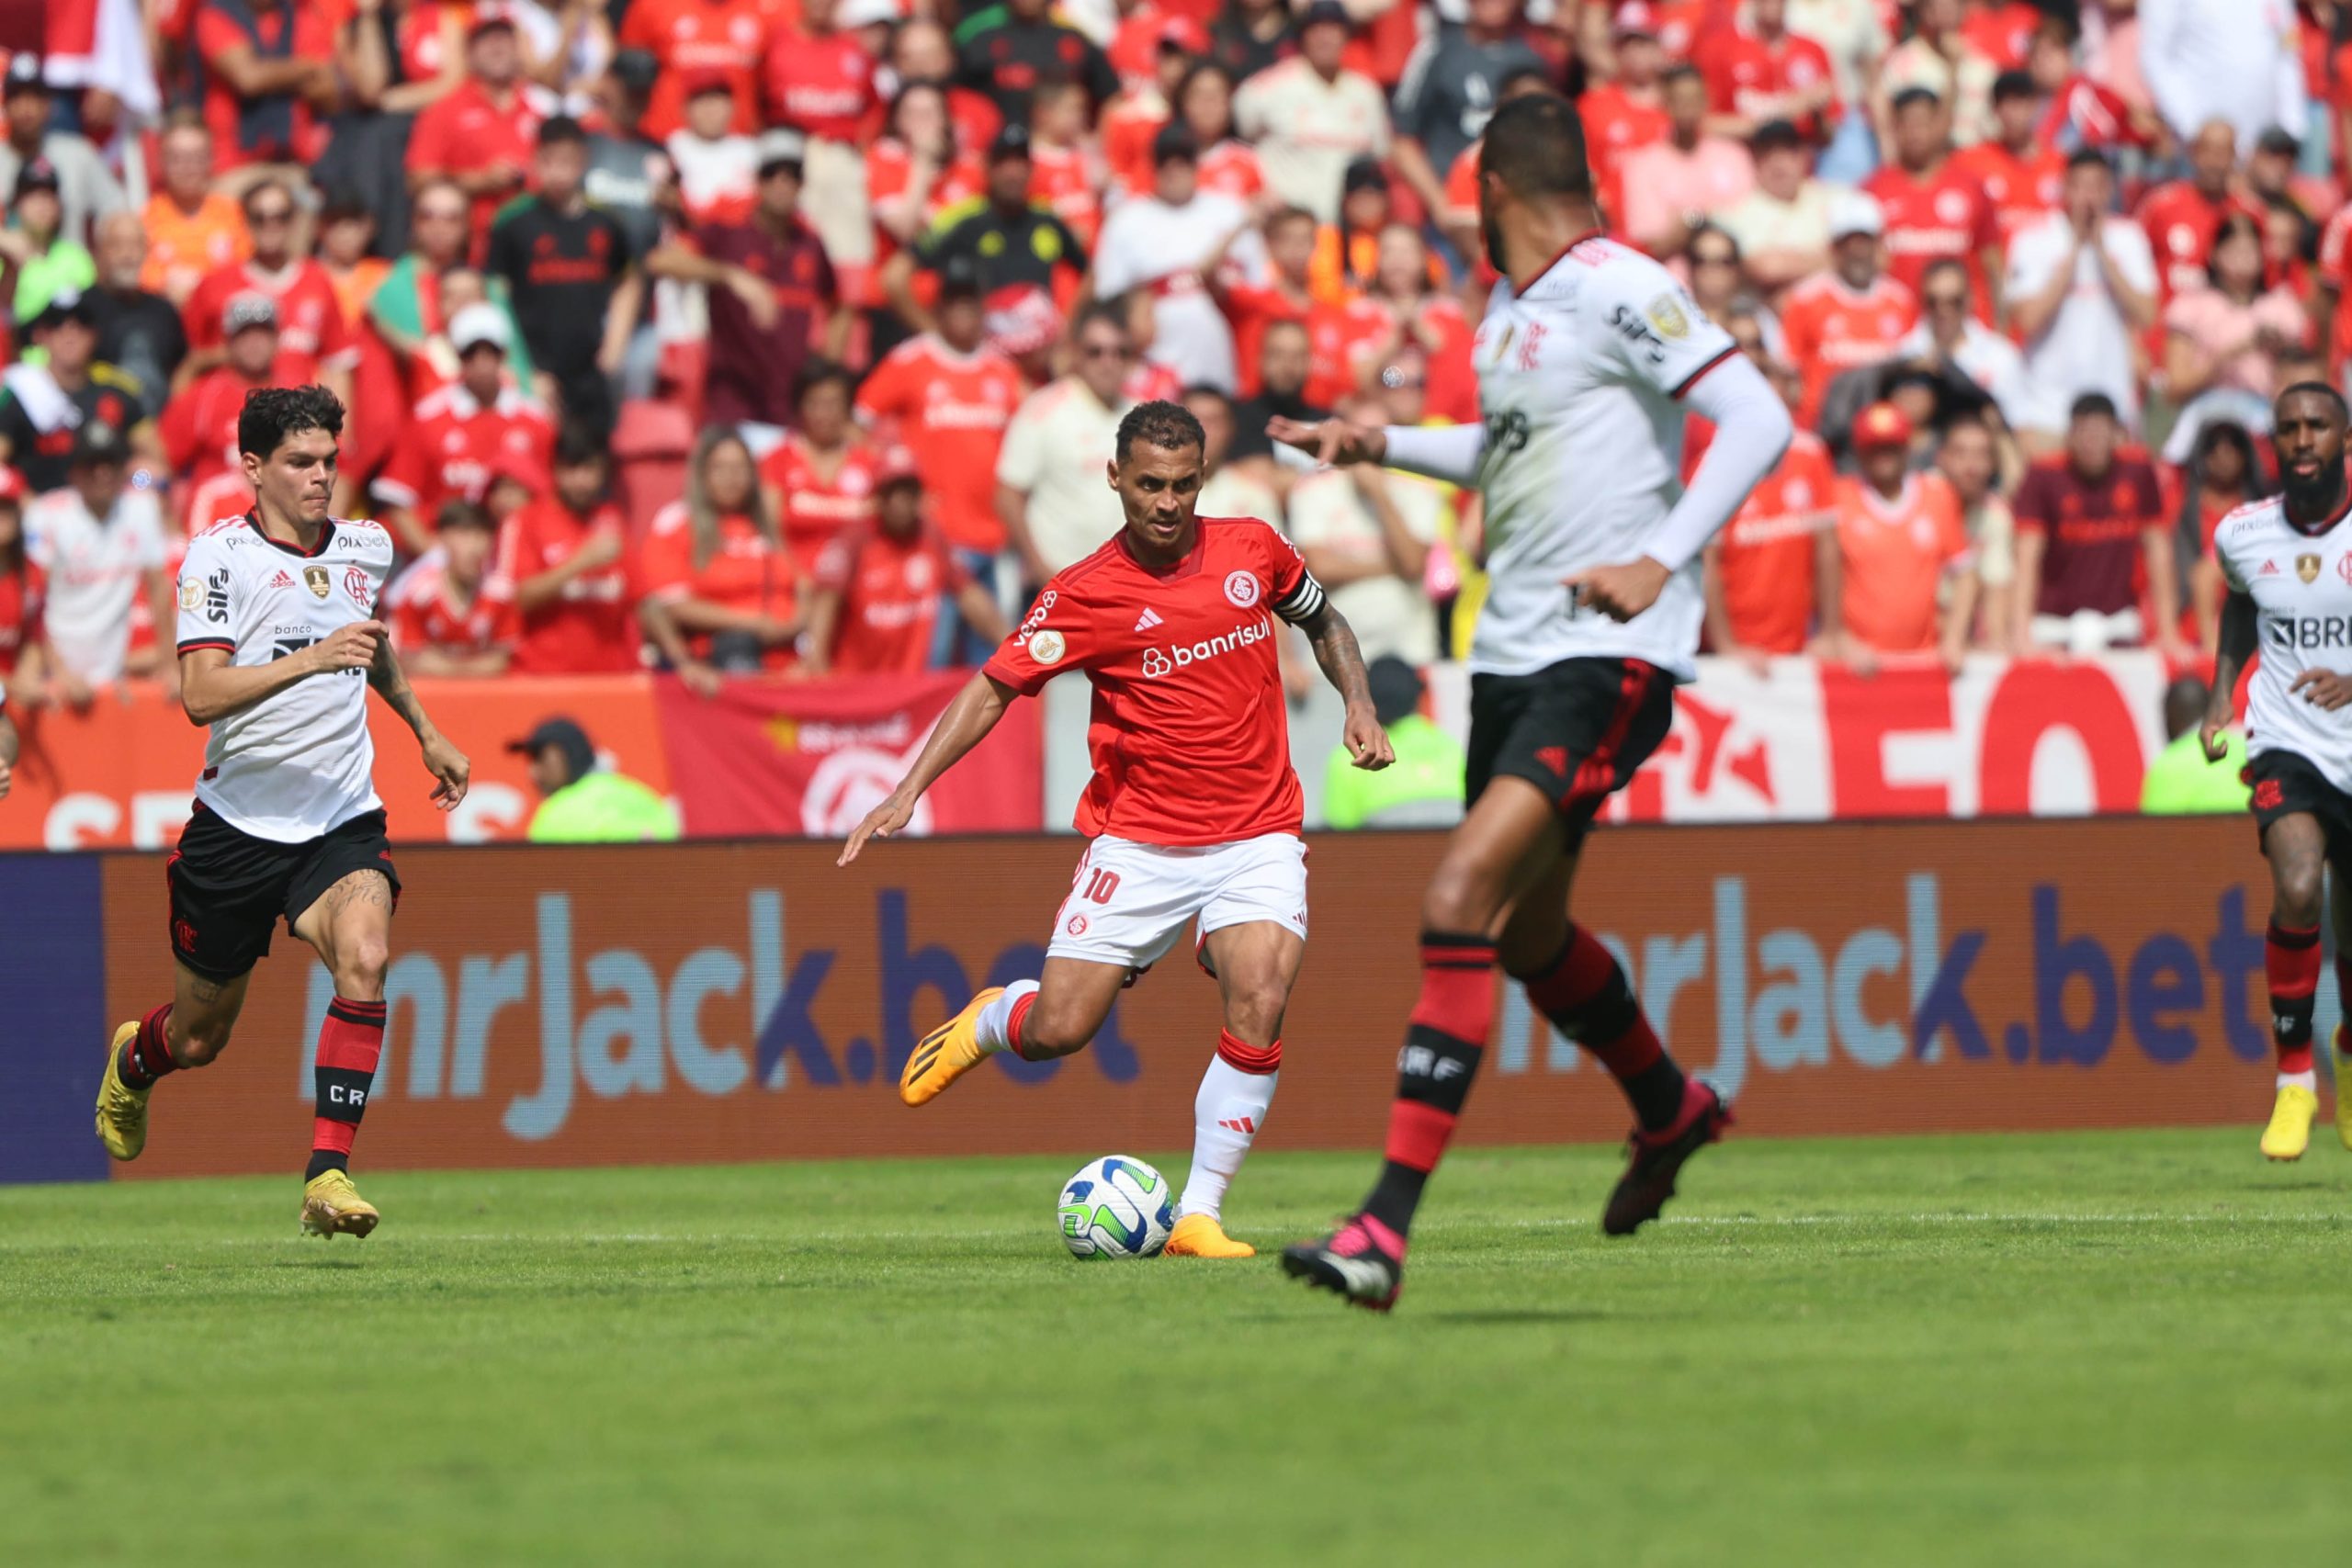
368, 637, 472, 811
2203, 591, 2259, 761
840, 671, 1018, 864
1295, 599, 1394, 773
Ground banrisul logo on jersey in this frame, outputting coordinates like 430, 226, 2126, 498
1137, 616, 1270, 678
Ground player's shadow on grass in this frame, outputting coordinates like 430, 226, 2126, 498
1414, 1307, 1630, 1326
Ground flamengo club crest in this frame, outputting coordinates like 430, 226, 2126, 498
2299, 554, 2322, 584
303, 565, 332, 598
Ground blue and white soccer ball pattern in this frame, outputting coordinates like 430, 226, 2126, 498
1058, 1156, 1175, 1258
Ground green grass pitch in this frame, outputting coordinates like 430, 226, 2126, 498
5, 1129, 2351, 1566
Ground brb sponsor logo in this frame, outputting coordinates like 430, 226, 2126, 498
1138, 616, 1271, 678
296, 886, 1142, 1143
1492, 873, 2299, 1100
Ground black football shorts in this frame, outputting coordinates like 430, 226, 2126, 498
166, 806, 401, 980
1464, 656, 1677, 847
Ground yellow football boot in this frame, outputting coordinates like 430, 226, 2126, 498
2261, 1083, 2319, 1163
93, 1021, 149, 1162
2335, 1029, 2352, 1152
1163, 1213, 1255, 1258
300, 1169, 380, 1238
900, 987, 1002, 1107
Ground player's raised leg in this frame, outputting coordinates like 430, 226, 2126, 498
95, 964, 250, 1161
289, 869, 396, 1235
1167, 916, 1306, 1258
1498, 855, 1728, 1235
903, 958, 1133, 1105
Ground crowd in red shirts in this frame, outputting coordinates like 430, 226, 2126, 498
2, 0, 2350, 713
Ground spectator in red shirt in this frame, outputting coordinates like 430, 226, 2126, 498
0, 468, 47, 690
499, 423, 639, 675
804, 447, 1009, 676
372, 303, 555, 552
1951, 70, 2066, 251
618, 0, 774, 141
636, 427, 808, 674
405, 13, 550, 258
160, 293, 286, 513
649, 129, 851, 437
766, 0, 881, 270
2140, 120, 2267, 313
1694, 0, 1838, 142
759, 360, 882, 560
190, 0, 339, 175
1864, 85, 2003, 321
1216, 205, 1319, 400
2010, 391, 2185, 660
1578, 9, 1671, 230
388, 499, 520, 677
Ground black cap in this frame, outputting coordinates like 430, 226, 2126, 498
1342, 156, 1389, 196
4, 54, 49, 97
1300, 0, 1352, 28
1749, 118, 1804, 152
2258, 126, 2303, 159
538, 114, 588, 148
15, 155, 62, 198
1151, 123, 1199, 166
1991, 68, 2036, 105
70, 420, 130, 469
989, 122, 1032, 164
506, 716, 595, 786
935, 254, 984, 302
1366, 657, 1424, 728
611, 48, 661, 94
28, 288, 96, 333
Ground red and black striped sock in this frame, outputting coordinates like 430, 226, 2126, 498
1363, 932, 1497, 1237
1515, 926, 1687, 1131
117, 1004, 178, 1090
1005, 990, 1040, 1060
307, 996, 386, 1181
2267, 920, 2321, 1076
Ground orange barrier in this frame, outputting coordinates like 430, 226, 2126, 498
96, 818, 2284, 1180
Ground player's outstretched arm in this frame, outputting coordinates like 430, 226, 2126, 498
839, 671, 1018, 865
178, 622, 385, 727
1294, 599, 1393, 773
368, 636, 471, 812
2204, 590, 2259, 761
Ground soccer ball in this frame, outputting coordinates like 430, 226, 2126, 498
1057, 1156, 1175, 1259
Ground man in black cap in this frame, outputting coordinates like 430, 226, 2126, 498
883, 123, 1089, 337
509, 716, 679, 843
956, 0, 1118, 126
0, 290, 158, 493
0, 54, 126, 247
485, 117, 642, 439
649, 129, 849, 435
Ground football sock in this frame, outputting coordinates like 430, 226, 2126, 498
1363, 932, 1497, 1239
2267, 920, 2320, 1078
2336, 952, 2352, 1051
1176, 1032, 1281, 1222
1514, 926, 1687, 1132
975, 979, 1039, 1055
117, 1004, 178, 1090
306, 995, 385, 1181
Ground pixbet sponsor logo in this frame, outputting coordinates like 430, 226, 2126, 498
1138, 616, 1270, 678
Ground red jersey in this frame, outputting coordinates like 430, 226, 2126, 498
854, 335, 1026, 552
374, 383, 557, 517
1577, 84, 1670, 230
1196, 140, 1265, 205
1694, 27, 1838, 137
635, 502, 801, 669
1779, 271, 1917, 430
1711, 428, 1837, 653
1862, 163, 1999, 313
982, 516, 1314, 845
759, 434, 882, 558
1948, 140, 2065, 247
0, 561, 43, 676
496, 496, 639, 674
864, 140, 985, 307
191, 2, 334, 170
1222, 278, 1313, 400
1101, 94, 1168, 196
1030, 141, 1106, 250
183, 259, 356, 379
765, 28, 877, 142
2321, 204, 2352, 377
2140, 180, 2268, 302
1961, 1, 2041, 69
406, 79, 551, 254
387, 555, 520, 660
813, 517, 974, 674
619, 0, 781, 140
158, 365, 274, 505
1122, 360, 1184, 404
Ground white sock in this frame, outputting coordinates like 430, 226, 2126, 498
1177, 1052, 1279, 1221
2279, 1068, 2318, 1091
974, 979, 1037, 1055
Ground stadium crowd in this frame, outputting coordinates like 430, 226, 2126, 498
0, 0, 2338, 709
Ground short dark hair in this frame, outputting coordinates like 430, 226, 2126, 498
1991, 69, 2035, 105
1073, 302, 1129, 342
554, 421, 607, 469
1660, 63, 1703, 93
1114, 400, 1205, 464
2278, 380, 2351, 421
1266, 203, 1318, 237
1891, 85, 1942, 117
237, 385, 345, 457
1478, 95, 1592, 204
795, 357, 855, 406
436, 499, 495, 533
1180, 381, 1232, 412
241, 177, 296, 219
2069, 391, 2120, 424
538, 115, 588, 148
1921, 256, 1972, 292
2066, 147, 2112, 177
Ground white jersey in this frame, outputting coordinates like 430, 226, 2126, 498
175, 513, 394, 843
1469, 234, 1736, 682
24, 485, 169, 683
2214, 495, 2352, 793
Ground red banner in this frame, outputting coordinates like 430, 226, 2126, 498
653, 671, 1043, 839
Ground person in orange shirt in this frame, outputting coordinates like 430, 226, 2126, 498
1698, 323, 1840, 670
635, 427, 808, 673
1833, 401, 1977, 670
140, 121, 249, 307
1780, 188, 1919, 429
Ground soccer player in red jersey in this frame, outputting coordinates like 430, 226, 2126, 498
839, 401, 1392, 1258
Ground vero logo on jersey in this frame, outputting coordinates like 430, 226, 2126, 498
1137, 617, 1271, 678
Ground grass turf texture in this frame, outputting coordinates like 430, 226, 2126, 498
5, 1129, 2350, 1565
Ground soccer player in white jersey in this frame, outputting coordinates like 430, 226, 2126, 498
1269, 94, 1794, 1310
93, 388, 471, 1238
2207, 383, 2352, 1163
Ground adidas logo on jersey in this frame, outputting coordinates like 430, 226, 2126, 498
268, 570, 297, 590
2260, 559, 2280, 577
1135, 608, 1163, 632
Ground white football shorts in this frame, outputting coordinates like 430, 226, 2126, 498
1045, 832, 1309, 970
